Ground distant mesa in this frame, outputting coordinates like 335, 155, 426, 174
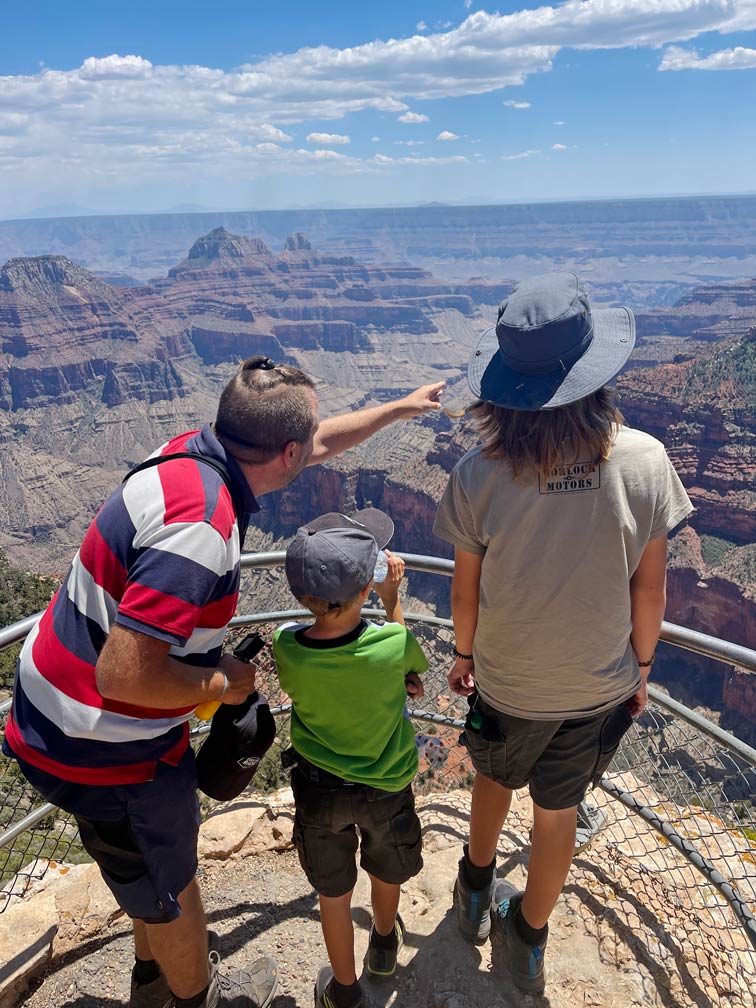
284, 233, 313, 253
169, 226, 273, 276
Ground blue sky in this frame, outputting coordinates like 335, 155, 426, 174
1, 0, 755, 217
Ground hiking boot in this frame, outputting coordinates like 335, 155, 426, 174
454, 857, 495, 944
365, 914, 404, 977
491, 884, 548, 994
204, 948, 278, 1008
313, 966, 367, 1008
129, 931, 222, 1008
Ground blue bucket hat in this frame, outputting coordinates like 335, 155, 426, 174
468, 272, 635, 410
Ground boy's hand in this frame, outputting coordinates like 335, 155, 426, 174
405, 671, 424, 701
374, 549, 405, 604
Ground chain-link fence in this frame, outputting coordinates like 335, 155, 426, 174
2, 554, 755, 998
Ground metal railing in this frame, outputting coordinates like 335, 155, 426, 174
1, 551, 755, 999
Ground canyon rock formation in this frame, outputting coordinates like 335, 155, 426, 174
0, 228, 753, 736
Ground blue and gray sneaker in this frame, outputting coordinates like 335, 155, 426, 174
454, 857, 495, 944
491, 884, 548, 994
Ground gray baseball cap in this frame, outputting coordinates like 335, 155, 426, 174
468, 272, 635, 410
285, 508, 394, 605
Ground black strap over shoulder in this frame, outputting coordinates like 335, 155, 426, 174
123, 451, 243, 530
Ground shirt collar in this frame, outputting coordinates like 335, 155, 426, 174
195, 423, 260, 518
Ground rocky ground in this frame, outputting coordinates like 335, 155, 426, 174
8, 786, 754, 1008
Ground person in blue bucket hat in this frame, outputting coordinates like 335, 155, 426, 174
434, 272, 693, 993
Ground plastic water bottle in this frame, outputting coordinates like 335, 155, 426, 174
373, 549, 389, 583
415, 733, 449, 769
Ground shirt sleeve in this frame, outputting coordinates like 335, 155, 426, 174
404, 629, 430, 676
433, 465, 486, 556
650, 447, 694, 539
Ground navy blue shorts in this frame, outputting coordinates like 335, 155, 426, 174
12, 747, 200, 923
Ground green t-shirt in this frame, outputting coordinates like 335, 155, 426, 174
272, 620, 429, 791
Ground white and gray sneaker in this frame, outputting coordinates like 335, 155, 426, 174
203, 949, 278, 1008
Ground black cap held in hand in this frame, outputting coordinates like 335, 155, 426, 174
195, 691, 276, 801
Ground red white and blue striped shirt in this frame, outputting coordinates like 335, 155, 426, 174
5, 425, 258, 785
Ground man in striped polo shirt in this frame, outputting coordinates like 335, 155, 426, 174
3, 356, 444, 1008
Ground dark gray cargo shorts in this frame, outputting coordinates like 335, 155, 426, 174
291, 761, 423, 898
463, 694, 633, 810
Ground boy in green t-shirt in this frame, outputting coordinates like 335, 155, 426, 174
273, 508, 428, 1008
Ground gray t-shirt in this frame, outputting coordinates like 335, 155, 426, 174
433, 426, 693, 719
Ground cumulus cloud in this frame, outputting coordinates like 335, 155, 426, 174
553, 120, 565, 125
306, 132, 350, 144
659, 44, 756, 71
416, 21, 427, 31
503, 99, 531, 108
398, 111, 430, 123
437, 130, 460, 141
396, 139, 425, 146
552, 142, 568, 150
79, 54, 153, 79
501, 149, 540, 160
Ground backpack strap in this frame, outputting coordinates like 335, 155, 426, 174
123, 451, 244, 531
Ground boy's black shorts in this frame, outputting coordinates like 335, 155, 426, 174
464, 694, 634, 810
291, 761, 423, 898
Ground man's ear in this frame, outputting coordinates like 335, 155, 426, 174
281, 440, 299, 467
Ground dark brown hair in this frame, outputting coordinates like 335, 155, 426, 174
215, 356, 316, 463
472, 387, 624, 480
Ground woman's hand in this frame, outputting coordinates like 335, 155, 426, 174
625, 679, 648, 717
448, 657, 475, 696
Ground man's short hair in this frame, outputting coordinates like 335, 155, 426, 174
215, 356, 316, 463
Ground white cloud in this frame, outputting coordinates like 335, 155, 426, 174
416, 21, 428, 31
258, 124, 294, 143
79, 54, 153, 79
437, 130, 460, 141
306, 131, 350, 145
296, 148, 348, 160
552, 142, 568, 150
501, 149, 540, 160
464, 0, 474, 8
503, 99, 531, 108
659, 44, 756, 71
398, 111, 430, 123
371, 136, 381, 142
372, 153, 468, 166
396, 139, 425, 146
553, 120, 565, 125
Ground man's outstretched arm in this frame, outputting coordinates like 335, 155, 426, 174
309, 381, 445, 465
